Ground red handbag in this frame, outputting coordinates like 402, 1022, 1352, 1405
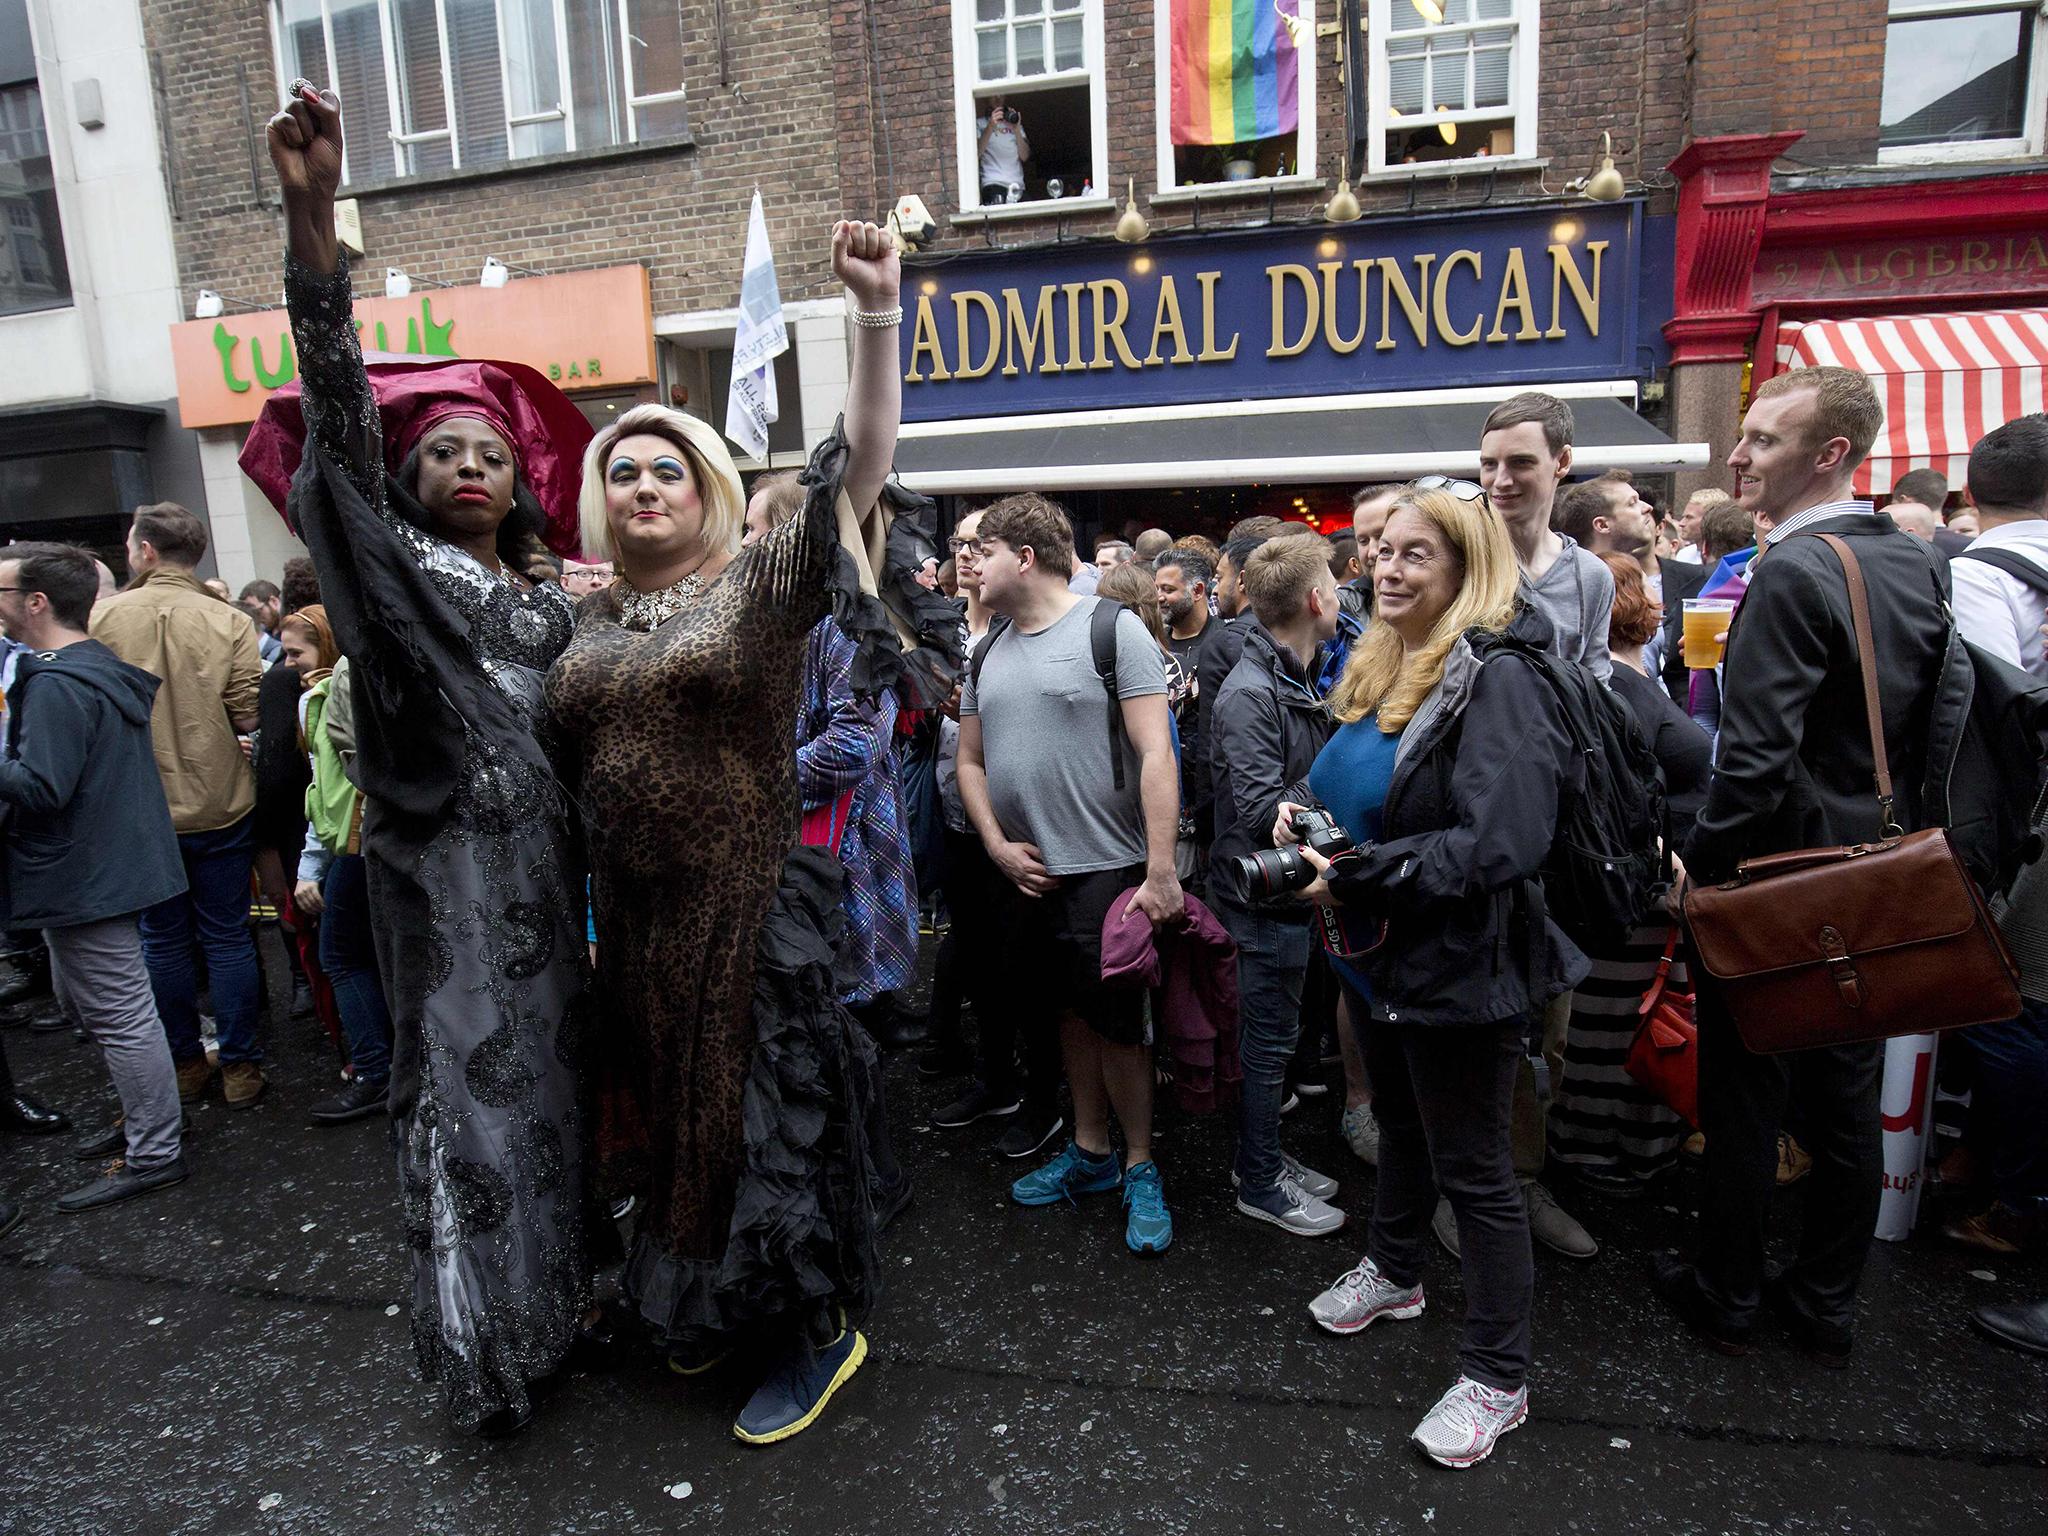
1627, 929, 1698, 1127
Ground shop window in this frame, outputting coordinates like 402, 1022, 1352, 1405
269, 0, 689, 184
1879, 0, 2045, 161
659, 339, 805, 466
0, 0, 68, 318
1155, 0, 1318, 190
1366, 0, 1537, 176
952, 0, 1107, 211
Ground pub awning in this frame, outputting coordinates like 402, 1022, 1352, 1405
892, 383, 1707, 496
1775, 307, 2048, 496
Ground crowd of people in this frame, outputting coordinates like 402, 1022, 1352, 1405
0, 77, 2044, 1471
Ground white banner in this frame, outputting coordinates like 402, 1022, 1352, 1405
724, 190, 788, 461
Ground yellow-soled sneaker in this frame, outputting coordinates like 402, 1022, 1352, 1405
732, 1327, 868, 1445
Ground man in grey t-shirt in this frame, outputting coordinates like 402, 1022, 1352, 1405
957, 493, 1184, 1256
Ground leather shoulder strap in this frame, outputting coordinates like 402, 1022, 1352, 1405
1814, 532, 1901, 835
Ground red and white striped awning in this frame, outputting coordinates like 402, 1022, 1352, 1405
1774, 307, 2048, 495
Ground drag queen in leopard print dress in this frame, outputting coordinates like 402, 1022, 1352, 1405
545, 222, 958, 1441
251, 82, 604, 1436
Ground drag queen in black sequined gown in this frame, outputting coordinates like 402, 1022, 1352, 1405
259, 84, 597, 1435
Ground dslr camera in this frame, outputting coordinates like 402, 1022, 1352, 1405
1228, 807, 1353, 903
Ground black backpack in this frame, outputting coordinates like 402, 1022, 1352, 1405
969, 599, 1129, 789
1475, 633, 1666, 951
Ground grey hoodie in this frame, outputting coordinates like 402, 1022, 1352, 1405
0, 638, 186, 928
1519, 534, 1614, 681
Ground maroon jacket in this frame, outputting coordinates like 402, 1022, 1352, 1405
1099, 889, 1241, 1113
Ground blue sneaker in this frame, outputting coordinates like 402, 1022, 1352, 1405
1010, 1141, 1123, 1207
732, 1326, 868, 1445
1123, 1161, 1173, 1254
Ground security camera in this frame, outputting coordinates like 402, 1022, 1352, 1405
890, 194, 936, 251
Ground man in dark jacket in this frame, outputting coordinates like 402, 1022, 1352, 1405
1211, 538, 1343, 1236
1658, 366, 1954, 1363
0, 544, 189, 1212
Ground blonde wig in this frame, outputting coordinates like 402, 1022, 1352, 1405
1328, 485, 1518, 732
578, 404, 746, 563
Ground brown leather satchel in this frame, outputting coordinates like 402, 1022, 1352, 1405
1681, 533, 2021, 1054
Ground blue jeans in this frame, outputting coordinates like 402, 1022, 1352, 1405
320, 854, 392, 1086
1218, 899, 1313, 1189
139, 814, 262, 1066
1968, 998, 2048, 1211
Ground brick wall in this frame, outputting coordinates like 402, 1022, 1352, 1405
1690, 0, 1887, 164
829, 0, 1699, 261
140, 1, 849, 319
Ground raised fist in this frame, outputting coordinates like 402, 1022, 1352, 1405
832, 220, 901, 313
268, 79, 344, 205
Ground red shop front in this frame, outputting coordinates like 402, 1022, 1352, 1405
1659, 134, 2048, 501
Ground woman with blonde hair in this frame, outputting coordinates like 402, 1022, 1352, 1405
546, 222, 959, 1445
1277, 483, 1587, 1469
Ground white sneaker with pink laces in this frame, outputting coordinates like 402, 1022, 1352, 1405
1411, 1376, 1528, 1468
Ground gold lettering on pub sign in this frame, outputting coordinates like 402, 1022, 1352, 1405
906, 242, 1608, 383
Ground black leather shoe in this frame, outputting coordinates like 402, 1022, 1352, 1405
55, 1155, 188, 1213
1764, 1269, 1853, 1367
1649, 1255, 1753, 1356
2, 1093, 70, 1135
1972, 1296, 2048, 1357
0, 960, 51, 1009
289, 978, 315, 1019
476, 1404, 533, 1439
74, 1113, 191, 1161
308, 1077, 387, 1126
871, 1009, 929, 1051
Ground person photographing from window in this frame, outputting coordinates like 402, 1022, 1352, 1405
978, 95, 1030, 205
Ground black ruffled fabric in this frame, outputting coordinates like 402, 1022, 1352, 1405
620, 847, 886, 1354
799, 423, 964, 711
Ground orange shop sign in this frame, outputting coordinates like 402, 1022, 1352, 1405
170, 265, 656, 429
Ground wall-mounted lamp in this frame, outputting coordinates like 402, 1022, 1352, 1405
479, 257, 545, 289
1582, 132, 1626, 201
1324, 179, 1361, 223
1114, 180, 1149, 244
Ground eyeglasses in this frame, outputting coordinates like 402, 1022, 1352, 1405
0, 587, 26, 595
947, 538, 985, 557
1410, 475, 1488, 503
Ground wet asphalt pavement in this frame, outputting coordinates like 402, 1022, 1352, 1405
2, 927, 2044, 1536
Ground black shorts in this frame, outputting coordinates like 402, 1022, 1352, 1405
1002, 863, 1150, 1047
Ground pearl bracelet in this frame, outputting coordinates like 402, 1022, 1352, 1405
852, 305, 904, 329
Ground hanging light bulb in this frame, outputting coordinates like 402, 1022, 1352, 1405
1583, 131, 1626, 201
1114, 179, 1149, 244
1412, 0, 1444, 22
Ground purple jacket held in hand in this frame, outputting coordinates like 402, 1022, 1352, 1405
1099, 888, 1241, 1114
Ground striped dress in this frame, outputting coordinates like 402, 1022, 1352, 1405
1548, 923, 1691, 1184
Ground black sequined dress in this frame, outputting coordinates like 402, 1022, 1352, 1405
283, 253, 594, 1430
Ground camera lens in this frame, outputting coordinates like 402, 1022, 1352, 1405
1228, 845, 1311, 903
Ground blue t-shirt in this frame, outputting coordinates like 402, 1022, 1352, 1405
1307, 712, 1403, 996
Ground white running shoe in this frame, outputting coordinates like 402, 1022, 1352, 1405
1307, 1256, 1424, 1335
1411, 1376, 1528, 1468
1340, 1104, 1380, 1166
1232, 1155, 1339, 1202
1236, 1174, 1346, 1237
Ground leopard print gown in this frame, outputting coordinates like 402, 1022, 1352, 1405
285, 254, 593, 1429
545, 443, 895, 1352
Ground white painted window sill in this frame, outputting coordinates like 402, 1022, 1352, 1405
1364, 156, 1548, 183
1148, 175, 1327, 204
1876, 142, 2042, 165
950, 197, 1116, 225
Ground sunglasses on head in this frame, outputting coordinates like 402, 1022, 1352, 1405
1410, 475, 1488, 503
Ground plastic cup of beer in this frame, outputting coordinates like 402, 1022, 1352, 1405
1681, 597, 1737, 669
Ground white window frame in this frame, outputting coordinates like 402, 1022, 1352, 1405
268, 0, 688, 184
1877, 0, 2047, 163
1364, 0, 1539, 180
1151, 0, 1320, 199
950, 0, 1109, 216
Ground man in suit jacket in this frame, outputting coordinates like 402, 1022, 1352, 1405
1655, 365, 1955, 1365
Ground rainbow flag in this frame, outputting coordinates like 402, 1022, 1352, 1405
1170, 0, 1301, 148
